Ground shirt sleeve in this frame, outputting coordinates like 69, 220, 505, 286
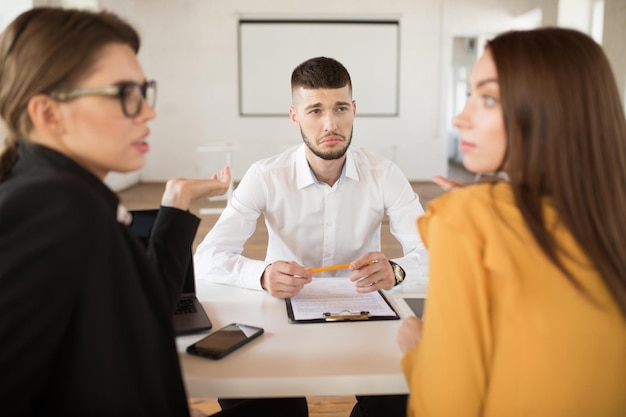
193, 164, 269, 290
401, 197, 493, 417
146, 206, 200, 309
383, 162, 429, 283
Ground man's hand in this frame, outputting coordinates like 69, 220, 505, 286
397, 316, 423, 355
348, 252, 395, 293
160, 166, 231, 210
261, 261, 312, 298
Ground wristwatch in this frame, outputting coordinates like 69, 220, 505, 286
389, 261, 406, 286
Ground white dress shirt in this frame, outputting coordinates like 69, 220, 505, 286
194, 144, 428, 290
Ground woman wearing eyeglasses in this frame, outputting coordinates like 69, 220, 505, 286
0, 8, 231, 416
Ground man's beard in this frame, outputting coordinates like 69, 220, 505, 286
301, 127, 353, 161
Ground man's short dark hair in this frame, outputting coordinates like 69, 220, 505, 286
291, 57, 352, 92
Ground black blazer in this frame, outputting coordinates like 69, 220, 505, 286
0, 142, 199, 416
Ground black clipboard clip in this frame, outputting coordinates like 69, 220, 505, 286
323, 310, 370, 322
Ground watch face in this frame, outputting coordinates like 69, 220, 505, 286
393, 264, 405, 282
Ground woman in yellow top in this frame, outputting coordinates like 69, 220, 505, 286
398, 28, 626, 416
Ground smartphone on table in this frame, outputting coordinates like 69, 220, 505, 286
186, 323, 264, 360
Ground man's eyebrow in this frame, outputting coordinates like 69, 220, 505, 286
304, 102, 322, 111
303, 100, 351, 111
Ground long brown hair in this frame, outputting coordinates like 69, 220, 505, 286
488, 28, 626, 316
0, 7, 140, 182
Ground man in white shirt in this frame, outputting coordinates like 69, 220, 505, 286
194, 57, 427, 417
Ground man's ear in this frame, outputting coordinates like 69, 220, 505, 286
289, 106, 299, 126
27, 94, 64, 136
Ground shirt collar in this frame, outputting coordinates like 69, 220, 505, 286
295, 144, 360, 189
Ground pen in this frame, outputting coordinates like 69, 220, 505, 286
310, 259, 379, 274
310, 263, 351, 273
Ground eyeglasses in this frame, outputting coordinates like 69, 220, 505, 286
50, 80, 157, 118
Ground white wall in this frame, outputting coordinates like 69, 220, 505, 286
14, 0, 622, 186
0, 0, 32, 31
441, 0, 522, 160
558, 0, 593, 32
603, 0, 626, 103
89, 0, 520, 183
101, 0, 437, 182
511, 0, 559, 24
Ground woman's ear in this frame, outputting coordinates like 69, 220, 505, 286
27, 94, 64, 136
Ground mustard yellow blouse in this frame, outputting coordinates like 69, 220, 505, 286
402, 182, 626, 417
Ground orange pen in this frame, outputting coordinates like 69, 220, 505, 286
309, 263, 351, 274
310, 259, 379, 274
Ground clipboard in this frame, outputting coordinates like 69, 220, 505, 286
284, 278, 400, 323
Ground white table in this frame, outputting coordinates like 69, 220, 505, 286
176, 282, 426, 398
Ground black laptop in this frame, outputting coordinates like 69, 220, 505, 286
129, 209, 212, 335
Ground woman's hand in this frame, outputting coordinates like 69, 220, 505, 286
397, 316, 423, 355
160, 166, 231, 210
432, 175, 465, 192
